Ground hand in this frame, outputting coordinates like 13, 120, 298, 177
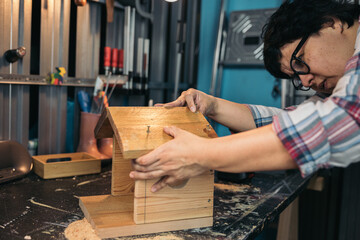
155, 88, 217, 117
129, 126, 210, 192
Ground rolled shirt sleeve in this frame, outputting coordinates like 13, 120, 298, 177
273, 57, 360, 177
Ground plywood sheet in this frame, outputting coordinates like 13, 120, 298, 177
79, 194, 213, 239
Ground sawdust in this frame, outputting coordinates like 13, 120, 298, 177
64, 218, 101, 240
124, 234, 184, 240
214, 183, 250, 192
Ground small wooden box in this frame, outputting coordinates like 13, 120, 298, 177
33, 152, 101, 179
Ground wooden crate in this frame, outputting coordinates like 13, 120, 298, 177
79, 107, 217, 238
33, 152, 101, 179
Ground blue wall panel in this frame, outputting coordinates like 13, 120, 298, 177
198, 0, 283, 136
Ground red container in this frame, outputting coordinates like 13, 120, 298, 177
118, 49, 124, 69
111, 48, 118, 68
104, 46, 111, 67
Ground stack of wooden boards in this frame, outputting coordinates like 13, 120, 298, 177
79, 107, 217, 238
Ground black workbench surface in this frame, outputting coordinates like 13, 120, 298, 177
0, 161, 310, 240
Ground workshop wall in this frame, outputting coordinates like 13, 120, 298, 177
197, 0, 283, 136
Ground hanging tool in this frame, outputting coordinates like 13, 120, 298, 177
111, 48, 118, 74
104, 46, 111, 76
74, 0, 86, 6
118, 49, 124, 74
99, 73, 112, 113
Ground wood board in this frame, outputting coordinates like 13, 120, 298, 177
94, 107, 217, 159
79, 194, 213, 239
33, 152, 101, 179
134, 172, 214, 224
111, 137, 134, 196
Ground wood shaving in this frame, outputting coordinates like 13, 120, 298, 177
64, 219, 101, 240
124, 234, 184, 240
214, 183, 250, 192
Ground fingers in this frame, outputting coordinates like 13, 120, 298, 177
184, 93, 197, 112
151, 176, 188, 192
168, 179, 189, 189
154, 103, 164, 107
135, 145, 165, 166
151, 176, 169, 192
154, 89, 202, 113
163, 126, 181, 138
129, 169, 165, 180
163, 98, 185, 108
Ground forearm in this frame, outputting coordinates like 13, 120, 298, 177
208, 97, 256, 132
198, 124, 297, 172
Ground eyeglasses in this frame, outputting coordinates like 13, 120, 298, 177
290, 34, 311, 91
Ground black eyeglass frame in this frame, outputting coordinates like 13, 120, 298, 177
290, 34, 311, 91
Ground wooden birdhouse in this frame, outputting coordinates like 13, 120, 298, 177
79, 107, 217, 238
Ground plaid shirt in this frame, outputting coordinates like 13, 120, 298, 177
248, 23, 360, 177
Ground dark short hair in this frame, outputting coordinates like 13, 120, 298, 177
262, 0, 360, 79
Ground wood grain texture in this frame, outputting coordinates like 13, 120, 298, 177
101, 107, 217, 159
134, 171, 214, 224
79, 194, 213, 238
112, 137, 134, 196
82, 106, 216, 237
33, 152, 101, 179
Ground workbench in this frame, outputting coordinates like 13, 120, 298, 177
0, 161, 310, 240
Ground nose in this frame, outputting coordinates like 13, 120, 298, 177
298, 74, 314, 87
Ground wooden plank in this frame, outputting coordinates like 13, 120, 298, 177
79, 194, 213, 239
105, 107, 217, 159
112, 137, 134, 196
134, 172, 214, 224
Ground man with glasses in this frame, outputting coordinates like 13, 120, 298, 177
130, 0, 360, 192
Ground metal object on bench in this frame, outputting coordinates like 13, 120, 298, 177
0, 140, 33, 183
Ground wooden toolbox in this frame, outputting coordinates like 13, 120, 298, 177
79, 107, 217, 238
33, 152, 101, 179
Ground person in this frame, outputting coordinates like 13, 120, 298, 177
129, 0, 360, 192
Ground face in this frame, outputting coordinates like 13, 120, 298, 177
279, 19, 357, 94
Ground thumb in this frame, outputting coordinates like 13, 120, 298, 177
154, 103, 164, 107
